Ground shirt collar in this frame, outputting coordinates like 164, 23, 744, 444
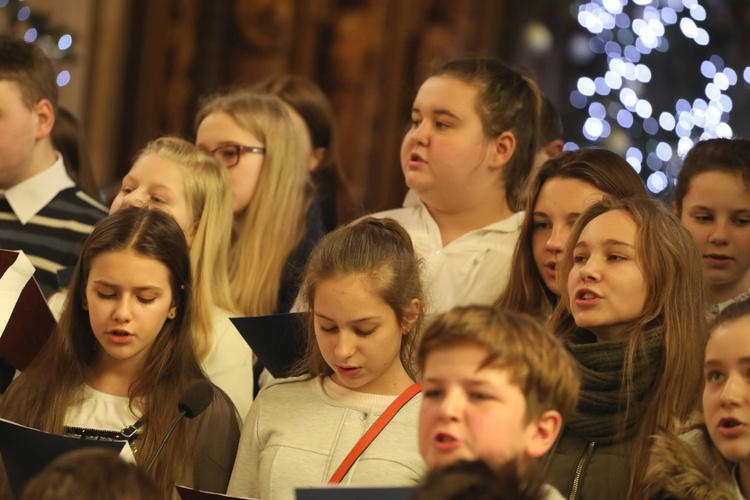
1, 154, 74, 224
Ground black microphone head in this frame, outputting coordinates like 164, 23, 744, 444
178, 380, 214, 418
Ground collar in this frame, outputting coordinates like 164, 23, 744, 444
709, 289, 750, 318
1, 154, 74, 224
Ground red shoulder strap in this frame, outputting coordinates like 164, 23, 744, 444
328, 382, 422, 484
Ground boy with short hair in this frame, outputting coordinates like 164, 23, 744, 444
0, 35, 106, 298
417, 305, 579, 499
674, 138, 750, 315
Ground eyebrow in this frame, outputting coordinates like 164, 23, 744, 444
93, 279, 163, 292
574, 239, 634, 249
705, 357, 750, 368
314, 312, 379, 323
411, 107, 461, 121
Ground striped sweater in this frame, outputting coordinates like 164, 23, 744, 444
0, 187, 106, 297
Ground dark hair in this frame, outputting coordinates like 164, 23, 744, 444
21, 449, 159, 500
411, 460, 543, 500
710, 297, 750, 332
539, 96, 563, 146
0, 35, 58, 111
497, 148, 648, 317
51, 107, 98, 200
296, 217, 424, 379
674, 138, 750, 216
0, 207, 207, 498
429, 58, 542, 212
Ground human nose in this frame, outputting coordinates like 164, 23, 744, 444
720, 374, 744, 407
120, 190, 147, 209
579, 257, 601, 282
334, 331, 357, 359
546, 225, 566, 254
709, 222, 728, 246
437, 389, 462, 421
112, 297, 133, 323
409, 121, 430, 146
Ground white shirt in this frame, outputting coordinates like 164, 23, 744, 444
0, 155, 75, 225
373, 200, 524, 317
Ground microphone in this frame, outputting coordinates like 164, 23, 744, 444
145, 380, 214, 472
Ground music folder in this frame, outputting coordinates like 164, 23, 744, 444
230, 313, 308, 379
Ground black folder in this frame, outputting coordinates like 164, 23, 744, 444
0, 417, 125, 498
296, 486, 414, 499
230, 313, 308, 379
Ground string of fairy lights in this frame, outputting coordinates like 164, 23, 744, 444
566, 0, 747, 194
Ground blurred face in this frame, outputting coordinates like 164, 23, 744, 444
401, 76, 498, 211
419, 344, 540, 469
196, 111, 265, 217
282, 102, 320, 172
703, 316, 750, 465
86, 249, 176, 372
568, 210, 648, 342
680, 171, 750, 305
0, 80, 39, 189
313, 274, 415, 395
110, 154, 196, 246
532, 178, 606, 295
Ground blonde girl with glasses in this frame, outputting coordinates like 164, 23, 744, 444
195, 91, 324, 317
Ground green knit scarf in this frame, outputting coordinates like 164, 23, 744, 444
565, 327, 664, 444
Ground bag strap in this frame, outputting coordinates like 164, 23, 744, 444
328, 382, 422, 484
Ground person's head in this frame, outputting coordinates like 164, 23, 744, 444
553, 196, 703, 343
402, 58, 541, 214
703, 298, 750, 465
417, 306, 579, 470
674, 138, 750, 305
195, 90, 306, 221
497, 149, 647, 317
253, 74, 337, 175
60, 206, 192, 373
21, 448, 159, 500
296, 217, 423, 393
531, 96, 564, 174
0, 36, 57, 189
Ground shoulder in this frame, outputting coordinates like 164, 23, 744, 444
257, 375, 320, 400
48, 187, 108, 223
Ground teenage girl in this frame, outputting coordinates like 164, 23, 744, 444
496, 148, 648, 319
645, 297, 750, 499
375, 58, 541, 315
254, 74, 356, 231
195, 91, 324, 316
542, 197, 706, 500
0, 207, 240, 498
674, 138, 750, 315
226, 217, 427, 500
109, 137, 254, 422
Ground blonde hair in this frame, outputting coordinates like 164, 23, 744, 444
419, 305, 580, 422
548, 196, 707, 498
196, 92, 311, 315
295, 217, 425, 379
136, 137, 236, 359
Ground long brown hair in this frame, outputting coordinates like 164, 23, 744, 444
548, 197, 707, 498
294, 217, 424, 379
0, 207, 208, 498
496, 148, 648, 318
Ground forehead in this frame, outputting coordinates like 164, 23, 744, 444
0, 80, 29, 108
707, 316, 750, 359
579, 209, 637, 243
129, 154, 187, 185
414, 76, 481, 115
535, 177, 606, 211
88, 248, 171, 284
683, 171, 750, 207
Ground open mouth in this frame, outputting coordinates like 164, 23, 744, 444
436, 433, 457, 443
109, 329, 131, 337
576, 289, 600, 300
720, 417, 742, 429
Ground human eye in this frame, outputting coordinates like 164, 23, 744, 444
96, 290, 116, 300
137, 296, 156, 305
435, 121, 450, 130
469, 391, 493, 401
607, 253, 627, 262
120, 186, 134, 195
705, 370, 725, 383
573, 253, 588, 264
217, 147, 239, 164
693, 213, 713, 223
733, 216, 750, 227
355, 328, 376, 336
150, 195, 165, 204
532, 219, 551, 231
423, 387, 443, 399
318, 322, 338, 333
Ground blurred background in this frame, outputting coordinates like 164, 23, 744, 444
2, 0, 749, 211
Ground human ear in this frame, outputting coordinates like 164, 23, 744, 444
308, 147, 327, 173
523, 409, 563, 458
168, 304, 177, 320
489, 131, 516, 171
544, 139, 564, 159
400, 298, 420, 336
33, 99, 55, 140
185, 220, 199, 248
671, 201, 681, 219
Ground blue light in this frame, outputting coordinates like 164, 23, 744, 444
716, 122, 733, 138
724, 68, 738, 86
605, 41, 622, 58
705, 83, 721, 101
690, 5, 706, 22
643, 117, 659, 135
647, 153, 662, 171
577, 77, 597, 96
677, 138, 694, 157
615, 13, 631, 29
623, 45, 640, 62
695, 29, 709, 46
656, 142, 673, 161
17, 6, 30, 21
620, 88, 637, 108
647, 171, 668, 193
617, 109, 634, 128
710, 55, 725, 71
589, 102, 607, 120
659, 112, 676, 131
563, 142, 580, 152
680, 17, 697, 38
661, 8, 678, 25
627, 147, 643, 162
635, 64, 652, 83
602, 0, 623, 14
675, 99, 691, 113
714, 73, 729, 91
56, 70, 71, 87
23, 28, 37, 43
583, 117, 604, 140
700, 61, 716, 78
626, 157, 642, 173
595, 77, 612, 95
719, 94, 733, 112
604, 71, 622, 90
635, 99, 653, 118
570, 91, 588, 109
0, 0, 9, 8
58, 34, 72, 51
743, 67, 750, 84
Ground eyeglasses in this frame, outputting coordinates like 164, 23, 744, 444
205, 144, 266, 167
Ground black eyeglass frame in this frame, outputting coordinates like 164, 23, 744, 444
204, 144, 266, 167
